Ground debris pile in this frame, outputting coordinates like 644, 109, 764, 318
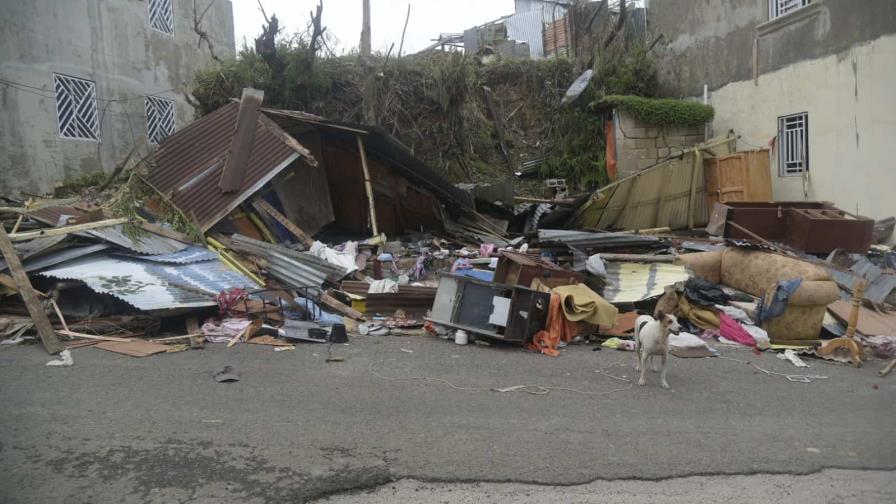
2, 90, 894, 381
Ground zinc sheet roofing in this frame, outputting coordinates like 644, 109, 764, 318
149, 102, 312, 231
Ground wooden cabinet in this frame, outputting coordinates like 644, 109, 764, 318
704, 149, 773, 207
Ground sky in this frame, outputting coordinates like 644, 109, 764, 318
231, 0, 516, 55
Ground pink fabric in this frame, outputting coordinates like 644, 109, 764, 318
718, 313, 756, 347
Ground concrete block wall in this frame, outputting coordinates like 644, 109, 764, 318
614, 110, 705, 179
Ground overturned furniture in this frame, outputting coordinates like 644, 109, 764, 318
708, 202, 874, 254
428, 274, 550, 344
677, 248, 839, 341
493, 251, 584, 287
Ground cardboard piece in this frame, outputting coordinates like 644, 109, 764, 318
95, 340, 169, 357
828, 300, 896, 337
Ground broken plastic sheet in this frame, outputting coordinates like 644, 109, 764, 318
309, 241, 358, 274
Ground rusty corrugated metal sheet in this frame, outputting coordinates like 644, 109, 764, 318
567, 153, 709, 231
263, 108, 476, 215
149, 103, 314, 231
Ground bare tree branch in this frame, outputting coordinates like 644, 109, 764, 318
602, 0, 627, 49
193, 0, 221, 62
397, 4, 411, 59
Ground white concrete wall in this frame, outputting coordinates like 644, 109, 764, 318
0, 0, 234, 196
708, 33, 896, 223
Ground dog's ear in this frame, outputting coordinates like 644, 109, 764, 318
655, 309, 665, 320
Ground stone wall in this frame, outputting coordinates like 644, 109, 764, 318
614, 110, 705, 180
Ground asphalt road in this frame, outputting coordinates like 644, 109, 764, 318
1, 335, 894, 503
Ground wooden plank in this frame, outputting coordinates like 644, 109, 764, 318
0, 226, 63, 354
57, 330, 133, 343
0, 272, 18, 292
8, 217, 129, 242
356, 135, 380, 236
253, 199, 314, 247
219, 88, 265, 192
320, 292, 364, 320
95, 340, 168, 357
139, 222, 196, 244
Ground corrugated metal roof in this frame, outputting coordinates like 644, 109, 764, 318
602, 262, 691, 303
117, 246, 219, 264
567, 151, 709, 231
263, 108, 476, 214
537, 229, 662, 250
38, 253, 256, 311
228, 234, 347, 288
505, 10, 546, 58
149, 102, 315, 231
1, 244, 110, 273
27, 206, 188, 255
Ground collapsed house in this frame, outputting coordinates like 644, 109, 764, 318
148, 91, 479, 240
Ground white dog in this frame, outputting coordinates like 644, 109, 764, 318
634, 311, 681, 389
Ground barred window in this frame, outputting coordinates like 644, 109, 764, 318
769, 0, 811, 20
145, 95, 175, 144
53, 74, 99, 141
149, 0, 174, 35
778, 112, 809, 176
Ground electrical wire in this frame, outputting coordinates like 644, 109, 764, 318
719, 355, 828, 382
0, 77, 184, 103
369, 356, 633, 397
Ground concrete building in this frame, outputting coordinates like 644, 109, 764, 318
648, 0, 896, 224
0, 0, 234, 197
464, 0, 573, 59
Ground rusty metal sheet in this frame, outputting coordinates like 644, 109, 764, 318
568, 153, 709, 231
149, 103, 315, 231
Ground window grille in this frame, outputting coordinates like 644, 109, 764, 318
145, 95, 175, 144
769, 0, 811, 20
54, 74, 99, 141
149, 0, 174, 34
778, 112, 809, 176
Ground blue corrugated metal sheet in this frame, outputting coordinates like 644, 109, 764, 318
119, 246, 219, 264
39, 253, 256, 311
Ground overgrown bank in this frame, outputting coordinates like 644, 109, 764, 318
192, 42, 659, 192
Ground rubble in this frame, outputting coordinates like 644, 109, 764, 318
1, 84, 893, 385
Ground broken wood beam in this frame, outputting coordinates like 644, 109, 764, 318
253, 199, 315, 248
599, 253, 675, 264
219, 88, 264, 192
356, 135, 380, 236
0, 226, 63, 354
138, 222, 196, 244
8, 217, 129, 242
56, 330, 133, 343
320, 292, 365, 320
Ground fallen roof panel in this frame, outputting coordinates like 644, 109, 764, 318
149, 102, 315, 231
602, 262, 691, 304
38, 253, 257, 311
537, 229, 661, 250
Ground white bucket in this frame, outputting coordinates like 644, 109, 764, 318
454, 329, 469, 345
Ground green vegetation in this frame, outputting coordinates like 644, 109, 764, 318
599, 95, 715, 127
191, 34, 661, 191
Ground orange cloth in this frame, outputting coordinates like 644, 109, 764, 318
527, 293, 579, 357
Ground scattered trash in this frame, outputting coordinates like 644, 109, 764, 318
777, 349, 810, 368
602, 337, 636, 352
213, 366, 241, 383
45, 349, 73, 367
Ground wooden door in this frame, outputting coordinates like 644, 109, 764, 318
705, 149, 772, 207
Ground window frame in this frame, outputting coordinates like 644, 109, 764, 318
768, 0, 812, 21
149, 0, 175, 36
144, 95, 176, 145
777, 112, 809, 177
53, 73, 100, 142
